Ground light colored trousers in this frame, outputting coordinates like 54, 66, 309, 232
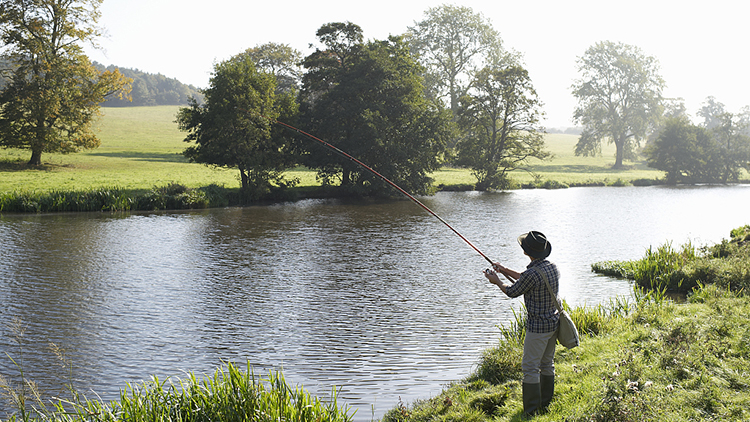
522, 329, 558, 384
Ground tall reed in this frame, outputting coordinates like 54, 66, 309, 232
1, 357, 354, 422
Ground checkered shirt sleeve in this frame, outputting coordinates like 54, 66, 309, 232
505, 260, 561, 333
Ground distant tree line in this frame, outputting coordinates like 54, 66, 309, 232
3, 0, 746, 189
0, 58, 203, 107
92, 63, 204, 107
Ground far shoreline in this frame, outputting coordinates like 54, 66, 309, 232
3, 178, 749, 215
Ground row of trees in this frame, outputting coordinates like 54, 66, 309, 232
570, 41, 749, 182
94, 63, 203, 107
177, 6, 550, 197
0, 60, 202, 107
1, 1, 747, 188
181, 26, 749, 192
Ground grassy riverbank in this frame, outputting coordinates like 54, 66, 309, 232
382, 285, 750, 421
0, 106, 665, 197
592, 225, 750, 293
381, 227, 750, 421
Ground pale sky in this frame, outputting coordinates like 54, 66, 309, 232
86, 0, 750, 128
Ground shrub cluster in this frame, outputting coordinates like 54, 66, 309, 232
0, 183, 236, 213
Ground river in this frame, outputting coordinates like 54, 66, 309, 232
0, 185, 748, 420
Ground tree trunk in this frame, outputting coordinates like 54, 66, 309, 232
613, 137, 625, 169
28, 149, 42, 166
239, 168, 249, 189
341, 168, 351, 186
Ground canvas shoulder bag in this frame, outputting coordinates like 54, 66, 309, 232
533, 267, 580, 349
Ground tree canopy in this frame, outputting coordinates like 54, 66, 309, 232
571, 41, 665, 168
643, 117, 712, 184
0, 0, 131, 165
644, 110, 750, 184
407, 5, 503, 116
176, 53, 299, 197
456, 56, 548, 190
300, 23, 451, 196
240, 42, 302, 94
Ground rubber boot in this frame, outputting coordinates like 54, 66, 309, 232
540, 374, 555, 411
522, 382, 541, 416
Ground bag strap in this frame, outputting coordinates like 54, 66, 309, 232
532, 266, 563, 314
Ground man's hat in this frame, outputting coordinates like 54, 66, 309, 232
517, 231, 551, 259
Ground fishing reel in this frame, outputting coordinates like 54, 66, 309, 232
483, 268, 494, 276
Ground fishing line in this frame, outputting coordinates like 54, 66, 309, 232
268, 117, 496, 266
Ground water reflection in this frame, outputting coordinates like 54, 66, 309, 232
0, 186, 748, 420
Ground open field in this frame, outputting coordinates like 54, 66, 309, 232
0, 106, 665, 194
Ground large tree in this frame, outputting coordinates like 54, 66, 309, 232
697, 96, 726, 130
300, 23, 451, 195
707, 112, 750, 183
645, 113, 750, 184
571, 41, 665, 168
407, 5, 503, 116
0, 0, 131, 165
456, 56, 549, 190
644, 117, 712, 184
176, 53, 299, 198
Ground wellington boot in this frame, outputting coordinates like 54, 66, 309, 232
522, 382, 541, 416
540, 374, 555, 411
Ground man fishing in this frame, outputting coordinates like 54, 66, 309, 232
484, 231, 560, 416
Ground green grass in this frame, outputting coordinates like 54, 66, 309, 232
1, 107, 244, 192
522, 133, 664, 186
1, 357, 353, 422
592, 225, 750, 293
380, 228, 750, 421
382, 285, 750, 422
1, 106, 666, 195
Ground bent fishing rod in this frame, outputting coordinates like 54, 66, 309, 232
267, 117, 497, 267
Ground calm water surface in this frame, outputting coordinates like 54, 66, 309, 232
0, 186, 748, 420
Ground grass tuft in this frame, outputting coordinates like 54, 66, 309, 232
592, 225, 750, 293
1, 359, 354, 422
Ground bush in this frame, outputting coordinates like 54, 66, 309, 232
137, 183, 212, 210
607, 178, 630, 187
522, 179, 569, 189
631, 178, 663, 186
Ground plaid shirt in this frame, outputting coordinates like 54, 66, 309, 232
505, 259, 560, 333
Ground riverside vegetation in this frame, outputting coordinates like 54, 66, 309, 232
2, 106, 749, 420
380, 225, 750, 422
2, 227, 749, 421
0, 106, 674, 214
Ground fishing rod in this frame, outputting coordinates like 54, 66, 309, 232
268, 117, 496, 267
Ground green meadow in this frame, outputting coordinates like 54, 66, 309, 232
0, 106, 665, 195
